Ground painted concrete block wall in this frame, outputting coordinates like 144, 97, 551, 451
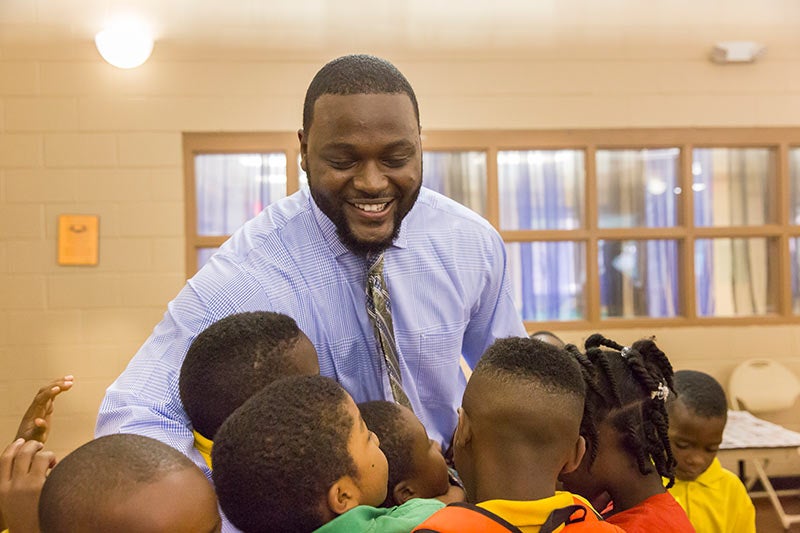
1, 41, 800, 471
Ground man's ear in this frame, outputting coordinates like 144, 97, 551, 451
298, 129, 308, 172
392, 480, 416, 506
560, 435, 587, 475
326, 476, 360, 516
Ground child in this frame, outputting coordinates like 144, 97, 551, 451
413, 336, 625, 532
38, 433, 221, 533
560, 334, 695, 533
14, 375, 74, 443
0, 375, 73, 533
667, 370, 755, 533
212, 375, 445, 532
359, 401, 463, 507
179, 310, 319, 468
529, 330, 566, 349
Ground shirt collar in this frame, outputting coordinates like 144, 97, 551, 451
308, 188, 410, 258
691, 457, 725, 487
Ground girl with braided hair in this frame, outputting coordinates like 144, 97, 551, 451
559, 334, 696, 533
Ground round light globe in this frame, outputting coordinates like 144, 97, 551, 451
95, 21, 153, 69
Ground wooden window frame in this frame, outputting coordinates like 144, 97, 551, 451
184, 127, 800, 330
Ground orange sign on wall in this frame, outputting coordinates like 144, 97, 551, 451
58, 214, 99, 266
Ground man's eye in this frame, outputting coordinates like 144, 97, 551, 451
328, 160, 356, 169
383, 157, 409, 168
673, 441, 689, 449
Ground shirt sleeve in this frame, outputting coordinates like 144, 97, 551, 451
460, 228, 526, 369
95, 255, 264, 476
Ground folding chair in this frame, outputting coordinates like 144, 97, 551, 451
728, 358, 800, 530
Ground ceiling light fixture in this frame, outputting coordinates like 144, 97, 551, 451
710, 41, 765, 64
95, 18, 154, 69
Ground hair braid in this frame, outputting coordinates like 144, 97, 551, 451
577, 334, 677, 486
646, 400, 677, 487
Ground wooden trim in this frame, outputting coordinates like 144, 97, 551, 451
679, 144, 696, 318
184, 127, 800, 328
486, 146, 500, 227
777, 143, 792, 316
182, 133, 199, 278
585, 145, 599, 323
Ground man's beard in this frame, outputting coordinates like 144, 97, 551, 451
307, 172, 421, 256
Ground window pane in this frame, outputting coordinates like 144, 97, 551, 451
599, 239, 679, 318
693, 148, 776, 227
791, 238, 800, 313
695, 238, 776, 316
790, 148, 800, 225
195, 153, 288, 236
506, 241, 586, 321
597, 148, 679, 228
498, 150, 584, 230
423, 151, 486, 216
196, 247, 219, 271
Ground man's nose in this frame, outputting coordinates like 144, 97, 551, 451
353, 160, 388, 194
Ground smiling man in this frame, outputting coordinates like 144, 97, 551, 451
96, 56, 525, 510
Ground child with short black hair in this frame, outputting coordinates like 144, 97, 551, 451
37, 433, 221, 533
413, 336, 625, 532
560, 334, 695, 532
212, 375, 444, 533
667, 370, 755, 533
359, 401, 462, 507
0, 375, 72, 533
179, 310, 319, 468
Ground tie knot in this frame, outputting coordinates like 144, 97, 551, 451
367, 252, 385, 276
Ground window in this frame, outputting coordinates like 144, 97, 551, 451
185, 129, 800, 329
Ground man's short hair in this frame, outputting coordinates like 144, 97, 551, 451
672, 369, 728, 419
179, 311, 308, 439
359, 400, 415, 507
38, 434, 197, 533
212, 375, 357, 532
303, 54, 420, 132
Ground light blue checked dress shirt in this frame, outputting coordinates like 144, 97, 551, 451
96, 186, 525, 475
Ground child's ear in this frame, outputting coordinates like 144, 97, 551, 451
454, 407, 472, 448
392, 480, 416, 506
560, 435, 587, 475
326, 476, 360, 516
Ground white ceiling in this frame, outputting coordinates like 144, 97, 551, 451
1, 0, 799, 59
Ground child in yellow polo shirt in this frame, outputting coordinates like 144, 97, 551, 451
667, 370, 756, 533
178, 311, 319, 468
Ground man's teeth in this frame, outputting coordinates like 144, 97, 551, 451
354, 203, 387, 212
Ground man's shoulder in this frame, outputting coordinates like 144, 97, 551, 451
217, 190, 316, 259
409, 188, 499, 238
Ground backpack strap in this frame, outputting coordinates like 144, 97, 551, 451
540, 499, 609, 533
413, 502, 523, 533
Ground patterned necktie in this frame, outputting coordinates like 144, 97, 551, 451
366, 252, 414, 411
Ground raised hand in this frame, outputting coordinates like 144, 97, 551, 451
15, 376, 74, 443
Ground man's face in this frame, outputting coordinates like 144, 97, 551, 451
668, 399, 725, 481
299, 93, 422, 255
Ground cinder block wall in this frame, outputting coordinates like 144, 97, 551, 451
2, 39, 800, 468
